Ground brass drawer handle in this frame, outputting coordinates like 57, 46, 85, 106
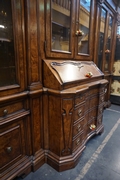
78, 109, 82, 116
3, 109, 8, 116
7, 147, 12, 153
76, 138, 80, 146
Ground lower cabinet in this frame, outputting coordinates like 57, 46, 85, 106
46, 81, 107, 171
0, 97, 31, 180
42, 60, 108, 172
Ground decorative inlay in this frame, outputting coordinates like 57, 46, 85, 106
61, 98, 73, 155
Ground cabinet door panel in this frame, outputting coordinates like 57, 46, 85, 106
0, 119, 26, 169
75, 0, 95, 60
0, 0, 26, 96
46, 0, 75, 58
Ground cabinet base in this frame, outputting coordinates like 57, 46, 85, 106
32, 149, 45, 172
46, 125, 104, 172
47, 146, 85, 172
0, 156, 31, 180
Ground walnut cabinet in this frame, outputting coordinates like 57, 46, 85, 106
0, 0, 119, 179
43, 60, 108, 171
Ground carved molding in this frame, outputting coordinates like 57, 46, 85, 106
61, 98, 73, 156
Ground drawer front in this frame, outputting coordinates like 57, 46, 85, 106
72, 132, 84, 152
0, 101, 25, 119
89, 108, 97, 122
75, 94, 85, 107
0, 120, 26, 169
84, 112, 89, 126
73, 119, 84, 138
74, 105, 85, 122
85, 99, 90, 111
89, 89, 99, 96
89, 96, 98, 108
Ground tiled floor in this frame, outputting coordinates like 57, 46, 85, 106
17, 104, 120, 180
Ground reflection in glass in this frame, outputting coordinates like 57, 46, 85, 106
0, 0, 16, 87
104, 15, 113, 71
98, 8, 106, 70
51, 0, 71, 52
78, 0, 91, 54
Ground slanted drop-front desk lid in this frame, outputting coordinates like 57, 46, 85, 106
43, 60, 104, 90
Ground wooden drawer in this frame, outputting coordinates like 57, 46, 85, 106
75, 93, 86, 107
73, 119, 84, 138
0, 101, 26, 120
74, 105, 85, 122
89, 108, 97, 122
72, 132, 84, 152
89, 88, 99, 96
84, 112, 89, 126
0, 119, 26, 169
89, 95, 98, 108
85, 99, 90, 111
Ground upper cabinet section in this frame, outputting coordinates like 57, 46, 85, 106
0, 0, 26, 96
94, 0, 117, 73
45, 0, 95, 60
46, 0, 75, 59
75, 0, 95, 59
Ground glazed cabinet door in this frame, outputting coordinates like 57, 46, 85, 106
45, 0, 95, 60
94, 0, 117, 107
75, 0, 95, 60
0, 0, 26, 97
45, 0, 75, 59
94, 1, 116, 73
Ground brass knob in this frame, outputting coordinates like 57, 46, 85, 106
7, 146, 12, 153
3, 109, 8, 116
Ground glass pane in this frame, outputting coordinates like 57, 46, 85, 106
0, 0, 16, 87
77, 0, 91, 54
98, 8, 107, 70
104, 15, 113, 71
51, 0, 71, 52
115, 25, 120, 60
